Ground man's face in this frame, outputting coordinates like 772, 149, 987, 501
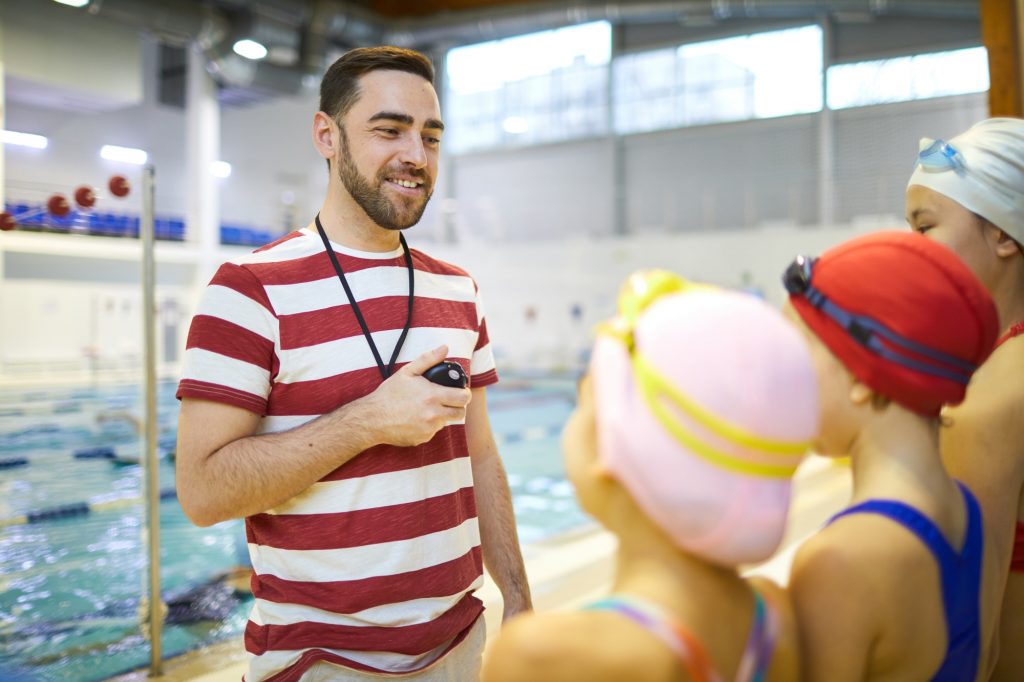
335, 70, 443, 230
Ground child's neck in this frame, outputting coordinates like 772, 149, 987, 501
610, 512, 746, 614
847, 404, 955, 507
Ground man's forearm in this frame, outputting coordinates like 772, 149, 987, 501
179, 401, 374, 526
472, 451, 532, 618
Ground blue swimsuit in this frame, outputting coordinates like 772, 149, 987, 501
828, 482, 983, 681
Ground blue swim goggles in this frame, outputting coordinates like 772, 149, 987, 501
916, 137, 966, 174
783, 255, 976, 385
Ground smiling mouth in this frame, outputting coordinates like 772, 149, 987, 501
386, 177, 424, 190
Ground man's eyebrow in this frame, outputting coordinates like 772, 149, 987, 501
367, 111, 444, 132
368, 111, 414, 125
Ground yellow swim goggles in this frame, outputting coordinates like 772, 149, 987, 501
598, 270, 810, 479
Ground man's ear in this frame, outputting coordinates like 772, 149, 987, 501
312, 111, 338, 162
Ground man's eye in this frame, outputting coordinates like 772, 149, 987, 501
916, 225, 933, 234
424, 137, 441, 146
377, 128, 399, 136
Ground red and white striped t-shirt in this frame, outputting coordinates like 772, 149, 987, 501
176, 227, 498, 681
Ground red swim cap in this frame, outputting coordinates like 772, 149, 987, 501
787, 231, 998, 416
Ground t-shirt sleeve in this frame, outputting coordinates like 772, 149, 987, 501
176, 262, 278, 414
469, 285, 499, 388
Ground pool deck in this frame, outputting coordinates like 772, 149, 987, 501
109, 455, 852, 682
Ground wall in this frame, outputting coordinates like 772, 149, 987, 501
425, 221, 887, 372
831, 94, 988, 223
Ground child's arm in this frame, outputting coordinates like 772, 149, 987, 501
483, 613, 605, 682
789, 532, 877, 681
482, 611, 677, 682
747, 576, 801, 681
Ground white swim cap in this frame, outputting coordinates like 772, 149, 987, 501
908, 117, 1024, 245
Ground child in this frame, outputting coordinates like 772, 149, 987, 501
483, 271, 820, 682
905, 118, 1024, 679
784, 231, 1000, 680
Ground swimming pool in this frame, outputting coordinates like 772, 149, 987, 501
0, 378, 589, 680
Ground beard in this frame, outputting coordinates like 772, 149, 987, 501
336, 126, 434, 231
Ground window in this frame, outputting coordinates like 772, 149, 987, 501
445, 21, 611, 153
826, 47, 989, 110
614, 25, 823, 135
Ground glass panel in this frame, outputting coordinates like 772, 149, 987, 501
445, 21, 611, 153
826, 47, 989, 110
614, 25, 823, 135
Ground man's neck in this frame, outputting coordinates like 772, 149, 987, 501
315, 194, 401, 253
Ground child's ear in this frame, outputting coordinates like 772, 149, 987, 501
994, 228, 1023, 259
849, 381, 873, 406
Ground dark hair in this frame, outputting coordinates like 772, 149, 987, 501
319, 46, 435, 122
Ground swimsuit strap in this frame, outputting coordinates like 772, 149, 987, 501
585, 595, 723, 682
996, 320, 1024, 349
734, 587, 779, 682
1012, 521, 1024, 573
827, 483, 984, 682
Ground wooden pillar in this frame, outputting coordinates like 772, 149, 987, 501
980, 0, 1023, 117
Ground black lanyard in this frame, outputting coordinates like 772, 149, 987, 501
315, 213, 415, 380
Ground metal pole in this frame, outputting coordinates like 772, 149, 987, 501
817, 13, 835, 227
140, 164, 163, 675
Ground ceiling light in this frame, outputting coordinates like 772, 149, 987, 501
233, 39, 268, 61
101, 144, 148, 165
2, 131, 49, 149
53, 0, 90, 7
212, 161, 232, 178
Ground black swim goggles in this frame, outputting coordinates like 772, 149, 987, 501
782, 255, 976, 385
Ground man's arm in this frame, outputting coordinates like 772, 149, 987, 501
465, 386, 532, 620
176, 345, 471, 526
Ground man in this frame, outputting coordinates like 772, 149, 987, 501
905, 118, 1024, 679
176, 46, 531, 681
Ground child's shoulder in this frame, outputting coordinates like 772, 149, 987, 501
793, 510, 938, 594
483, 610, 681, 682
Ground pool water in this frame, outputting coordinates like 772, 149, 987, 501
0, 378, 589, 680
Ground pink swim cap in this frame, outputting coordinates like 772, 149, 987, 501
590, 276, 819, 566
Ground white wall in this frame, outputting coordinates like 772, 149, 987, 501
424, 221, 889, 372
0, 278, 189, 380
832, 94, 987, 224
451, 138, 616, 241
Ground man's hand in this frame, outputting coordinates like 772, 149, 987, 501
359, 345, 472, 448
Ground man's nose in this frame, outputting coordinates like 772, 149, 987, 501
398, 133, 428, 169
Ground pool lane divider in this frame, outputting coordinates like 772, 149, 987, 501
0, 439, 178, 467
73, 446, 117, 460
497, 423, 564, 445
0, 487, 178, 528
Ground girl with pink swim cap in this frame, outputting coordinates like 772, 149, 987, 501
482, 270, 820, 682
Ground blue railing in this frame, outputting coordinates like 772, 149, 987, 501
4, 202, 278, 247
